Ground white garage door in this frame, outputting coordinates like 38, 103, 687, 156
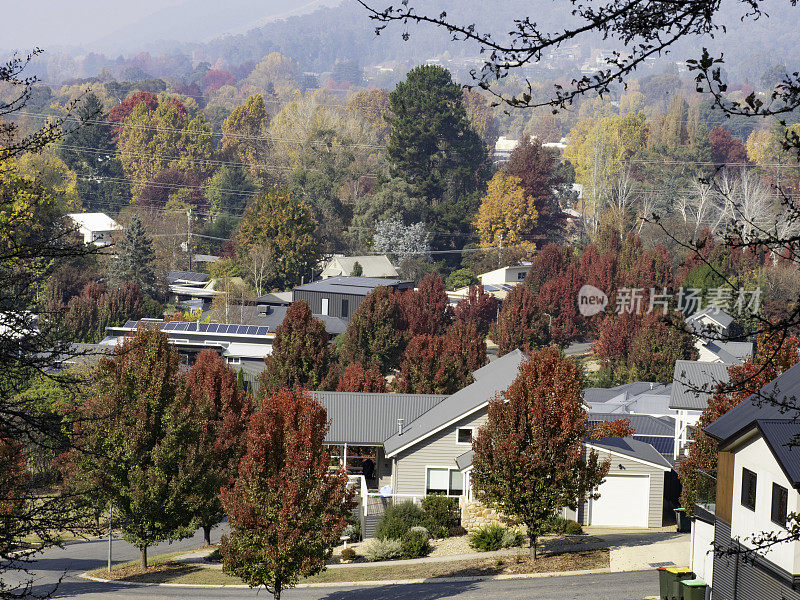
589, 474, 649, 528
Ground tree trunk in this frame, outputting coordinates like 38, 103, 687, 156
203, 525, 212, 546
530, 534, 537, 560
140, 546, 148, 569
273, 578, 281, 600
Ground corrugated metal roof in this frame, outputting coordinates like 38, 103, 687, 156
669, 360, 731, 409
308, 391, 447, 445
588, 436, 673, 469
634, 435, 675, 456
294, 276, 410, 296
705, 360, 800, 444
383, 350, 526, 456
588, 413, 675, 436
687, 307, 735, 330
698, 340, 753, 364
756, 419, 800, 487
167, 270, 209, 284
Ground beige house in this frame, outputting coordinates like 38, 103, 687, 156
319, 255, 398, 279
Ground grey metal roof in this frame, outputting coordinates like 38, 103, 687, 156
455, 449, 474, 471
669, 360, 731, 410
293, 276, 411, 296
167, 270, 209, 284
583, 382, 668, 404
756, 420, 800, 487
308, 391, 447, 445
587, 413, 675, 437
588, 436, 674, 469
698, 340, 753, 364
383, 349, 526, 457
705, 360, 800, 444
687, 307, 735, 330
455, 437, 672, 471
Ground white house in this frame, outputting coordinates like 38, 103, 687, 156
319, 255, 398, 279
479, 264, 531, 286
695, 363, 800, 599
68, 212, 121, 246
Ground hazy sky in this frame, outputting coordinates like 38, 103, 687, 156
1, 0, 186, 51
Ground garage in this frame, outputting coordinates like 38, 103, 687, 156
589, 474, 650, 528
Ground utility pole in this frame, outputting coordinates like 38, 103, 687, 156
187, 208, 192, 272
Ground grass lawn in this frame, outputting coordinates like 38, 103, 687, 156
86, 548, 609, 586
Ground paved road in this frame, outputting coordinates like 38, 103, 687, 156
16, 530, 659, 600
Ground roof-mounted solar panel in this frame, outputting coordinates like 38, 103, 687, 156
174, 322, 189, 331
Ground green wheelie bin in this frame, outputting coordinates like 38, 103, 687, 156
679, 578, 708, 600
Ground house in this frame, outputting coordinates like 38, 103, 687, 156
68, 212, 121, 246
584, 382, 673, 417
320, 255, 398, 279
493, 136, 519, 163
690, 362, 800, 599
696, 338, 753, 364
292, 276, 413, 323
686, 307, 739, 338
587, 413, 677, 458
102, 309, 345, 378
167, 270, 221, 306
670, 360, 732, 459
478, 264, 531, 287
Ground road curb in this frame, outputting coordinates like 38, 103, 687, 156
79, 566, 635, 589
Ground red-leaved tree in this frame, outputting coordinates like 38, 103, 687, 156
471, 347, 609, 558
336, 361, 387, 393
401, 273, 454, 335
589, 418, 636, 440
220, 389, 354, 599
183, 350, 252, 545
490, 284, 550, 355
454, 285, 499, 337
339, 286, 408, 374
259, 301, 335, 397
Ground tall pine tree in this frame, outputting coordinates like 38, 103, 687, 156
111, 214, 160, 298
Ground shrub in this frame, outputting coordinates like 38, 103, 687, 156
374, 500, 424, 540
469, 524, 506, 552
564, 520, 583, 535
501, 528, 524, 548
363, 538, 403, 562
421, 494, 460, 538
343, 523, 361, 542
401, 527, 432, 558
340, 547, 357, 562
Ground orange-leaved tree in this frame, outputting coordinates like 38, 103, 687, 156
471, 347, 609, 559
220, 389, 354, 600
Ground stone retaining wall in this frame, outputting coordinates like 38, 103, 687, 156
460, 501, 505, 532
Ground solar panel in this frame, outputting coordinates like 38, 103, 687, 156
222, 324, 235, 333
123, 320, 138, 329
246, 326, 258, 335
206, 323, 218, 333
256, 326, 269, 335
161, 322, 175, 331
174, 322, 189, 331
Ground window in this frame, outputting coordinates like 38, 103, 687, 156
426, 468, 463, 495
517, 271, 526, 280
741, 468, 757, 511
321, 298, 329, 316
772, 483, 788, 527
457, 428, 473, 444
341, 298, 349, 318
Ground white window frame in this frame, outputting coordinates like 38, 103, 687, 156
226, 357, 242, 365
321, 297, 329, 315
425, 466, 464, 496
456, 427, 475, 446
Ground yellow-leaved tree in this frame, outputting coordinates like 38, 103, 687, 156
474, 171, 538, 254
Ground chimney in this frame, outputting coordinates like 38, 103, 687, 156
650, 382, 654, 390
397, 418, 405, 436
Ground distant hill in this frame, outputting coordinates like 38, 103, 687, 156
86, 0, 342, 54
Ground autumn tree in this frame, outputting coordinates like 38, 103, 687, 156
183, 350, 252, 545
589, 418, 636, 440
220, 94, 271, 179
627, 313, 698, 383
386, 65, 489, 201
471, 347, 609, 558
336, 361, 387, 393
535, 262, 585, 345
525, 243, 571, 292
454, 285, 500, 337
220, 389, 353, 600
400, 273, 453, 336
504, 135, 568, 238
346, 88, 392, 143
395, 322, 486, 394
490, 284, 550, 355
339, 286, 407, 374
709, 126, 748, 167
236, 188, 319, 289
474, 171, 538, 253
259, 301, 334, 397
70, 328, 200, 568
